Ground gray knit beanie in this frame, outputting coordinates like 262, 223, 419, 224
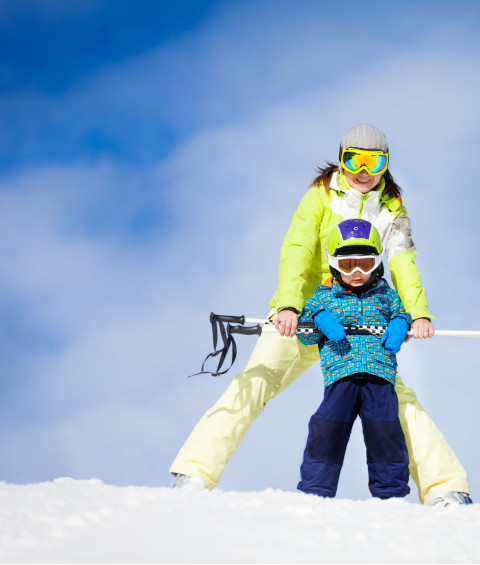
340, 124, 389, 152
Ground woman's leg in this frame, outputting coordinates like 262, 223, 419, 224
170, 326, 320, 489
395, 373, 470, 504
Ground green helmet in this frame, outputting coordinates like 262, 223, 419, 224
327, 219, 382, 256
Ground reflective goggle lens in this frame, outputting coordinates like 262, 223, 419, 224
337, 256, 376, 274
326, 251, 384, 276
341, 149, 388, 175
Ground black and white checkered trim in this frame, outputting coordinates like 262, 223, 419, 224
266, 320, 387, 336
344, 324, 387, 336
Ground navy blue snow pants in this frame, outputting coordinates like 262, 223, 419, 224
297, 375, 410, 499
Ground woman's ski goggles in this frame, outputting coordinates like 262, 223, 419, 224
341, 148, 389, 175
326, 251, 384, 275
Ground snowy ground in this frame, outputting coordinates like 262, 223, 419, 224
0, 478, 479, 564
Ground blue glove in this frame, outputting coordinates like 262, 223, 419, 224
313, 310, 346, 342
381, 317, 410, 354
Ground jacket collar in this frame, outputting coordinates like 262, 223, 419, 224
330, 170, 386, 196
331, 276, 388, 297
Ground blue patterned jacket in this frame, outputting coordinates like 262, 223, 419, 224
298, 278, 412, 388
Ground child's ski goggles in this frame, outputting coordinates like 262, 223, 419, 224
326, 251, 384, 275
340, 148, 389, 175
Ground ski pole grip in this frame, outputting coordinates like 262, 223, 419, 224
228, 324, 263, 336
210, 312, 246, 325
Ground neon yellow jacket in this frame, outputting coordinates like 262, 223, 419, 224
270, 171, 433, 321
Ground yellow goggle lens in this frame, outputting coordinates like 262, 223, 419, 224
341, 148, 389, 175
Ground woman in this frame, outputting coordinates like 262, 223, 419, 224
170, 124, 471, 506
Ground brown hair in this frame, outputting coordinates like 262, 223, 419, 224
310, 162, 403, 202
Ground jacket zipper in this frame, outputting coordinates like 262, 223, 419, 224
357, 193, 370, 218
358, 296, 367, 372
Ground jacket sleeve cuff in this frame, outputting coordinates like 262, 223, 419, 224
277, 306, 299, 315
394, 312, 413, 327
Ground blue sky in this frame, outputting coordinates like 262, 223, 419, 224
0, 0, 479, 502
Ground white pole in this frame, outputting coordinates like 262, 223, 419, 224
433, 330, 480, 338
244, 317, 273, 324
244, 318, 480, 338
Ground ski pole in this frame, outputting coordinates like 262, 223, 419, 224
243, 317, 480, 338
259, 324, 480, 338
191, 313, 480, 378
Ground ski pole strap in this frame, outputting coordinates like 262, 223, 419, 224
188, 313, 263, 377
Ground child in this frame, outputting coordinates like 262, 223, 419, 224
297, 218, 412, 499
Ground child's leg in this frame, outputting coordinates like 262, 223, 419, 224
360, 377, 410, 498
298, 378, 360, 497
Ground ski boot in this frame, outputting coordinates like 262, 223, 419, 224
172, 474, 207, 491
430, 491, 473, 507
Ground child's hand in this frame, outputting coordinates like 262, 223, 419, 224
313, 310, 346, 342
381, 317, 410, 354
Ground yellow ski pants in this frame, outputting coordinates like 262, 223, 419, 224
170, 328, 470, 504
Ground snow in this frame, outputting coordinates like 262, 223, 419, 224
0, 478, 479, 564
